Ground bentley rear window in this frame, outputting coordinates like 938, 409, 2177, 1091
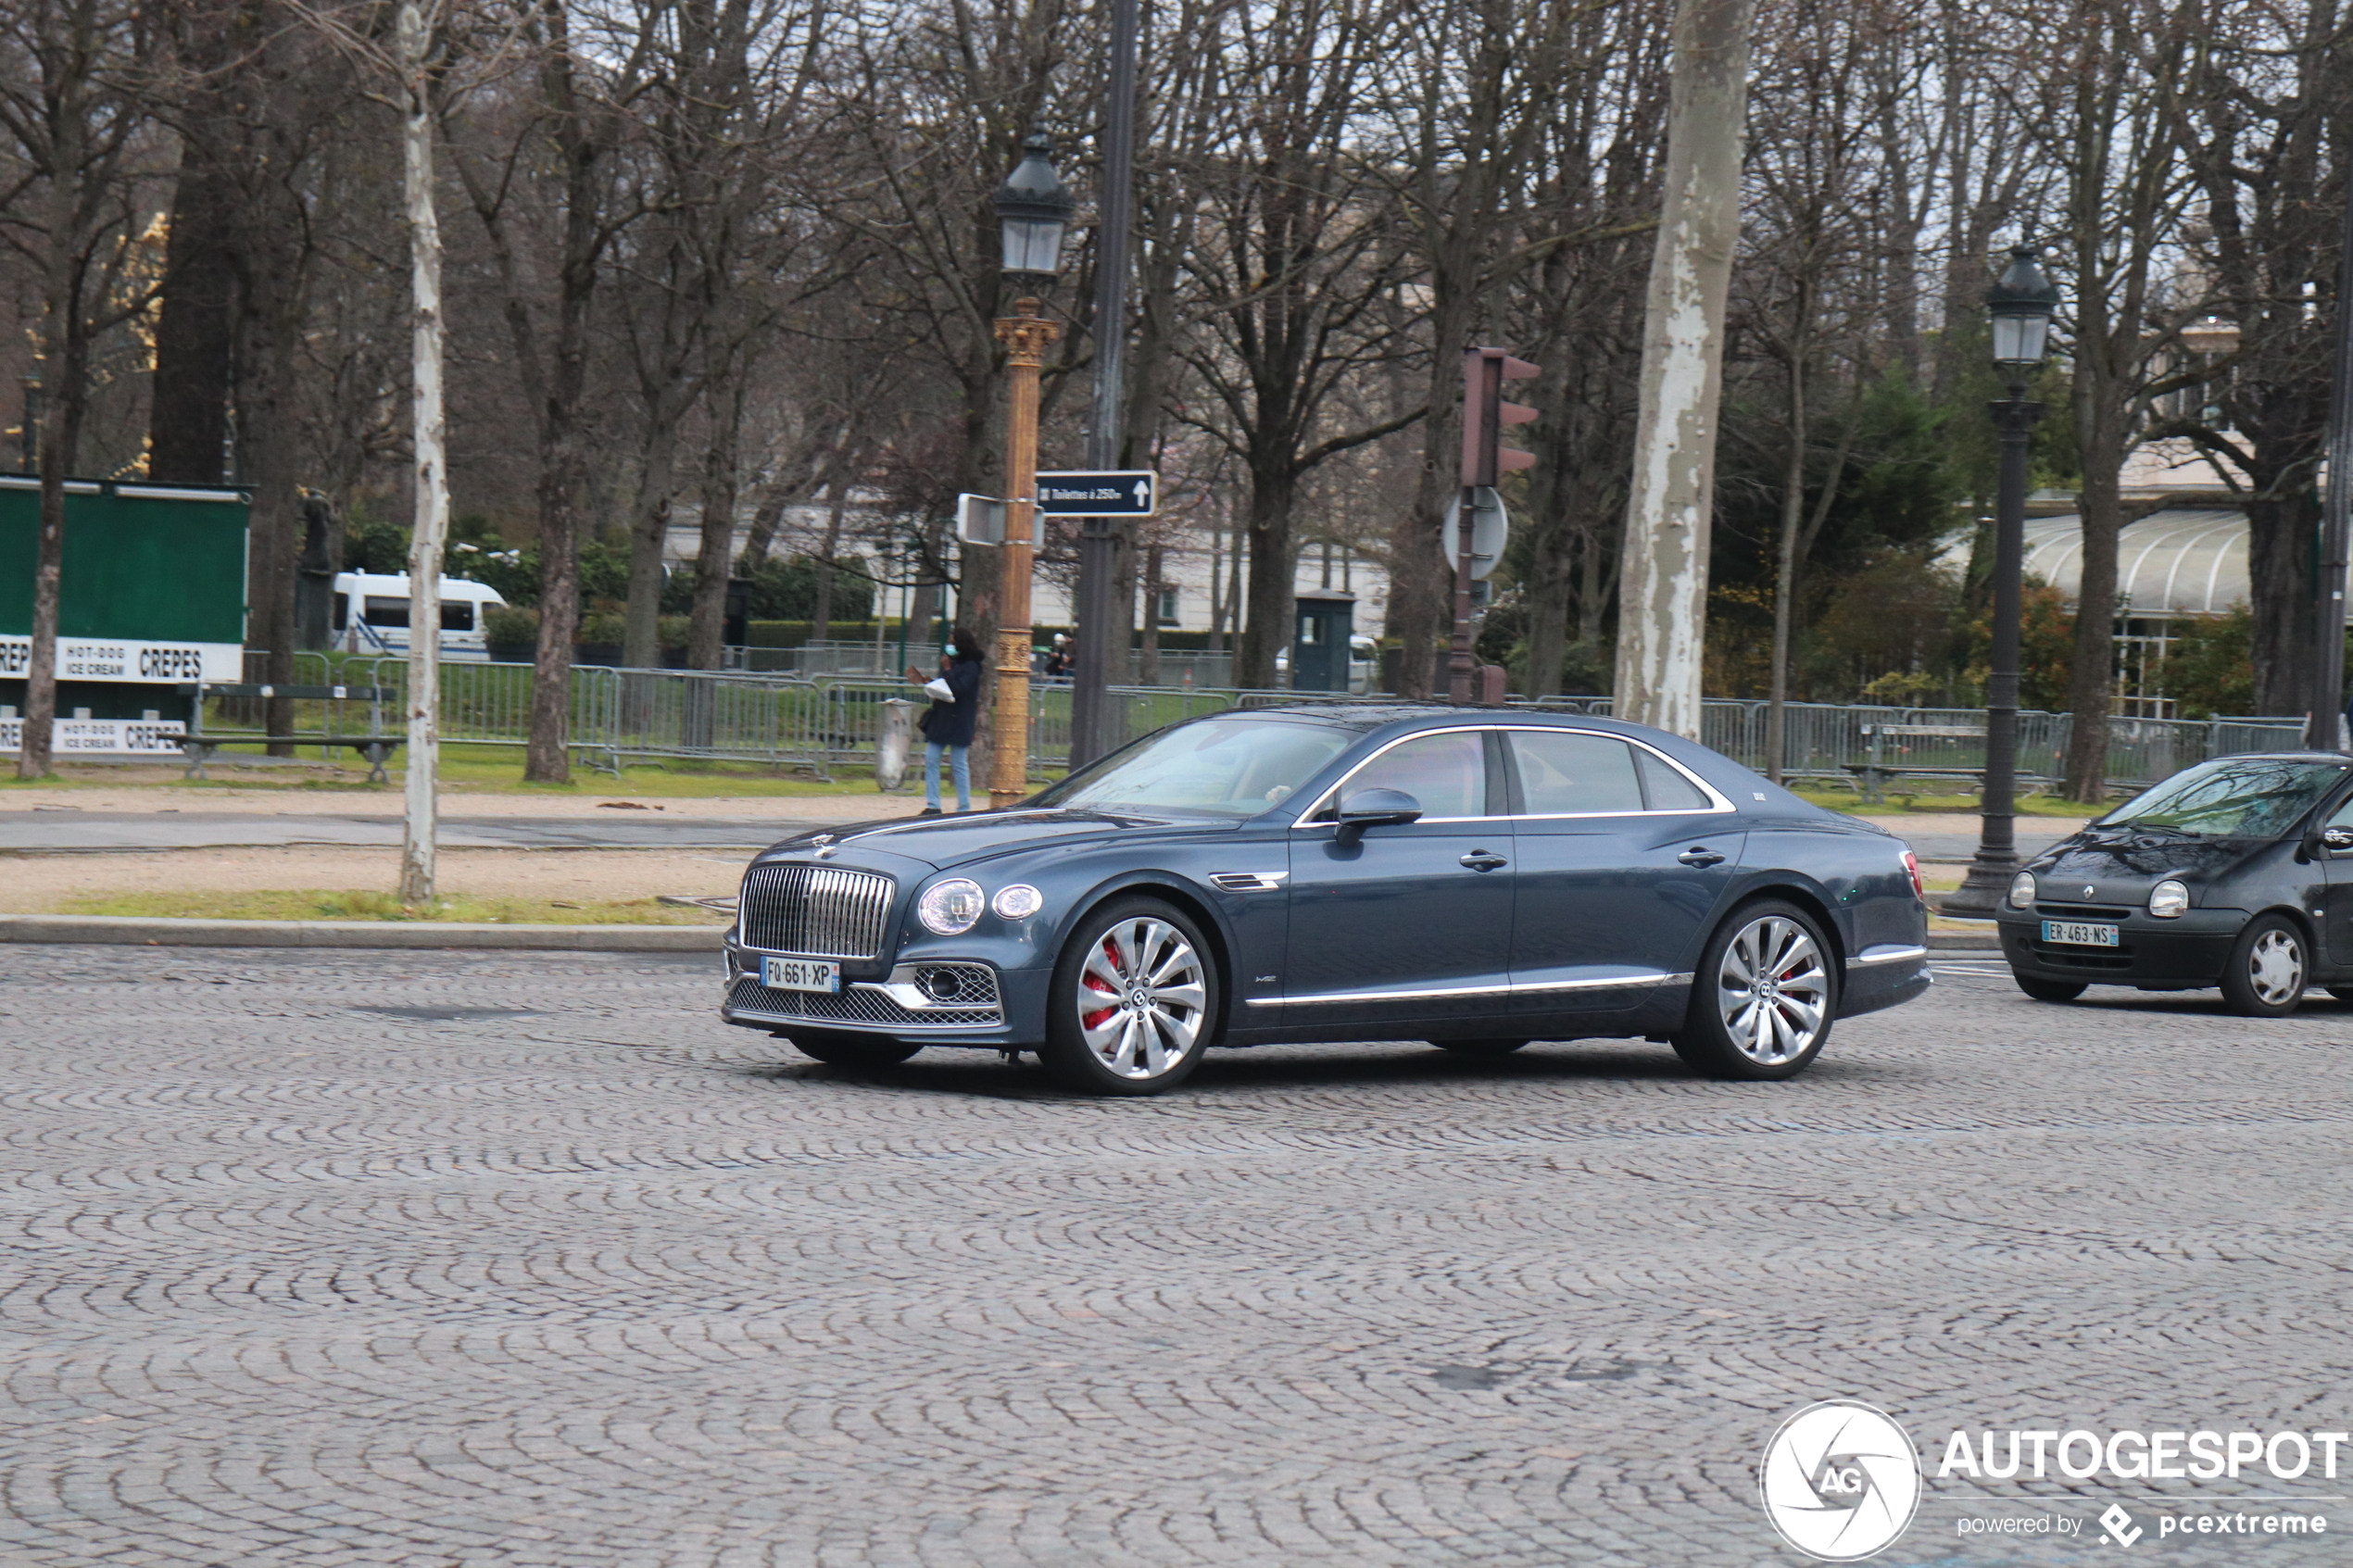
1035, 717, 1355, 818
2100, 758, 2347, 839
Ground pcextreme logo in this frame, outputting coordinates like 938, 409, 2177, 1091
1758, 1400, 1923, 1562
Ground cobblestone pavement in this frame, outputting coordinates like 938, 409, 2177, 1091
4, 946, 2348, 1567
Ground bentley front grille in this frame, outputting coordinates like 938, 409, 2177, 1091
738, 864, 894, 959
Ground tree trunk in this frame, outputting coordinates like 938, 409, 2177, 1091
624, 423, 680, 670
1614, 0, 1756, 737
397, 0, 447, 906
1764, 328, 1807, 782
1237, 466, 1298, 690
147, 134, 235, 484
1139, 543, 1163, 684
811, 471, 849, 640
236, 288, 305, 751
688, 384, 742, 671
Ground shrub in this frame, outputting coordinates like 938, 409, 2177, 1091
484, 605, 539, 648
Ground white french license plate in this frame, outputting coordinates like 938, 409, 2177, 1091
2041, 920, 2120, 947
761, 956, 841, 993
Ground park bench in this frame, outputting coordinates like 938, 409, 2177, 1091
170, 682, 403, 784
1844, 722, 1993, 804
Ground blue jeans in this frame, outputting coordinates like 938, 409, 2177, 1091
925, 742, 970, 811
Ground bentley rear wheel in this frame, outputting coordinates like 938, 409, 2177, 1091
1671, 900, 1837, 1081
1040, 897, 1219, 1096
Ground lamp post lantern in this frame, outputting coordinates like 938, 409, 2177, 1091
987, 130, 1071, 809
1947, 245, 2061, 919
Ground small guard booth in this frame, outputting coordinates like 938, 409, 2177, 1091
1290, 588, 1355, 693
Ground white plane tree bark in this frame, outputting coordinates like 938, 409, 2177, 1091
1613, 0, 1756, 738
395, 0, 448, 906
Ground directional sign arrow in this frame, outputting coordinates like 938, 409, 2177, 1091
1034, 470, 1159, 517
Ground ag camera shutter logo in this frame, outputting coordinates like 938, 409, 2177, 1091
1759, 1400, 1922, 1561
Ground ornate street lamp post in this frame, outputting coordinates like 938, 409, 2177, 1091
987, 131, 1071, 809
1947, 246, 2061, 918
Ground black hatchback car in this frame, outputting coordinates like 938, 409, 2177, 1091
1998, 752, 2353, 1016
720, 707, 1931, 1094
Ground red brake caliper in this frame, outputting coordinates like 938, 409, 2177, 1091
1080, 933, 1122, 1030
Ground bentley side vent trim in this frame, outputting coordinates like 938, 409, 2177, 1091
1209, 872, 1291, 893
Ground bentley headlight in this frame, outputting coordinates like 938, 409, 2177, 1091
2007, 871, 2037, 909
2148, 879, 2189, 919
992, 883, 1043, 920
917, 878, 986, 935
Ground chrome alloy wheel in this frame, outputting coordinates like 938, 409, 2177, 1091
1074, 917, 1208, 1080
2246, 928, 2306, 1008
1715, 914, 1831, 1066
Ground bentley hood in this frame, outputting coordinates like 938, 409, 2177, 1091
757, 809, 1240, 872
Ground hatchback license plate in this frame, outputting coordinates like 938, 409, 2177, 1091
761, 956, 841, 993
2041, 920, 2120, 948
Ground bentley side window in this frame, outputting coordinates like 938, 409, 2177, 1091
1635, 748, 1712, 811
1509, 731, 1645, 815
1330, 731, 1486, 820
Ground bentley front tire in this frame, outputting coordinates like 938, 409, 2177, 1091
1671, 899, 1837, 1082
2219, 914, 2308, 1018
785, 1033, 923, 1068
1042, 897, 1218, 1096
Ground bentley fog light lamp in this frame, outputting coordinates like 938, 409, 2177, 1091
918, 878, 987, 935
992, 884, 1043, 920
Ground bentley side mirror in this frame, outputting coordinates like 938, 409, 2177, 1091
1333, 787, 1423, 846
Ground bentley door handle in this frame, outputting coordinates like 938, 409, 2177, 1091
1459, 851, 1509, 872
1677, 847, 1725, 868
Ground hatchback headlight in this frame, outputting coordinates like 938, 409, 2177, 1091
2148, 879, 2190, 919
916, 878, 986, 935
2007, 871, 2037, 909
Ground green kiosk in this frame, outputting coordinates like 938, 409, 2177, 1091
0, 477, 250, 758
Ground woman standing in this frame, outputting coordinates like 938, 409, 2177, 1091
907, 628, 984, 814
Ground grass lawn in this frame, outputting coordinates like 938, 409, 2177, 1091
1790, 784, 2107, 818
55, 889, 728, 924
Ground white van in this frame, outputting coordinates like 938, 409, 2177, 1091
332, 571, 509, 659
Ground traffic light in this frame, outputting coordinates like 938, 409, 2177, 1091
1460, 345, 1538, 488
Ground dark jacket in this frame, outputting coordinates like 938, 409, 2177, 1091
918, 653, 984, 746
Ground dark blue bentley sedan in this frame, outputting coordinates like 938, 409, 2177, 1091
720, 706, 1931, 1095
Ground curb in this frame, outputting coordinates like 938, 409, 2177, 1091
0, 914, 724, 951
1927, 934, 1999, 952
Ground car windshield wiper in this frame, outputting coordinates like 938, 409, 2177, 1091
2084, 821, 2206, 846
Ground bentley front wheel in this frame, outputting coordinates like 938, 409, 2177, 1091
1040, 897, 1219, 1096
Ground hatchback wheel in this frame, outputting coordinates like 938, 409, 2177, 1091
2220, 914, 2308, 1018
2015, 976, 2086, 1003
1672, 900, 1836, 1081
1041, 897, 1218, 1096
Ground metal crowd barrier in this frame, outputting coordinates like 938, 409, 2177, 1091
189, 659, 2315, 793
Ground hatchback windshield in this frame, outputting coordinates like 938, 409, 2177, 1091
2098, 757, 2347, 838
1033, 716, 1357, 818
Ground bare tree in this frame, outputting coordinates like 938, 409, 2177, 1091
1615, 0, 1757, 737
0, 0, 155, 779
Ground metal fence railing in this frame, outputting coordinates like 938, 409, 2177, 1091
182, 661, 2311, 794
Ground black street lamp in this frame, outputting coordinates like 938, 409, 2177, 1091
993, 131, 1074, 286
1947, 245, 2062, 919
